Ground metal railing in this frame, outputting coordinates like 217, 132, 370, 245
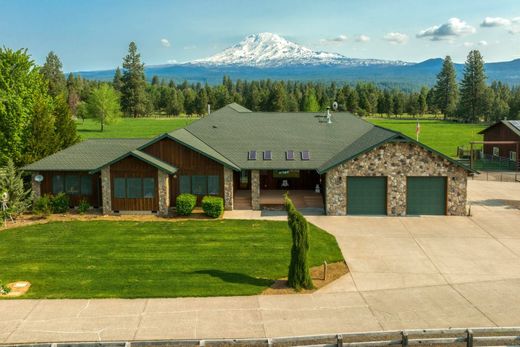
3, 327, 520, 347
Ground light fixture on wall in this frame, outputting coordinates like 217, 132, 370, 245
34, 175, 44, 183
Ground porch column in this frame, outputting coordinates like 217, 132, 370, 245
251, 170, 260, 210
101, 166, 112, 215
223, 167, 234, 210
324, 170, 346, 216
158, 171, 170, 216
31, 173, 41, 201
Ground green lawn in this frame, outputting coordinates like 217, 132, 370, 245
367, 118, 486, 157
77, 117, 199, 139
0, 220, 343, 299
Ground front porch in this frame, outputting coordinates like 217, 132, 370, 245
234, 189, 324, 211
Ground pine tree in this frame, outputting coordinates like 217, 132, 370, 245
433, 56, 458, 119
0, 158, 32, 219
113, 67, 123, 92
303, 89, 320, 112
269, 82, 287, 111
121, 42, 149, 117
285, 194, 313, 291
458, 50, 487, 122
40, 51, 66, 97
53, 94, 80, 148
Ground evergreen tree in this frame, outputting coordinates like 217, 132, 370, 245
53, 94, 80, 148
433, 56, 458, 118
151, 75, 160, 86
303, 89, 320, 112
418, 86, 428, 115
121, 42, 148, 117
0, 158, 32, 219
23, 94, 58, 164
195, 88, 209, 115
269, 82, 287, 111
113, 67, 123, 92
86, 84, 122, 131
285, 194, 313, 291
66, 73, 81, 117
458, 50, 487, 122
40, 51, 66, 97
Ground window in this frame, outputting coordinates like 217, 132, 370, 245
286, 150, 294, 160
127, 178, 143, 198
208, 176, 220, 195
179, 175, 221, 195
192, 175, 207, 195
80, 176, 92, 196
248, 150, 257, 160
114, 178, 126, 198
65, 175, 80, 195
493, 147, 499, 157
179, 176, 191, 194
52, 175, 64, 194
143, 178, 155, 198
510, 151, 517, 161
263, 150, 272, 160
301, 150, 310, 160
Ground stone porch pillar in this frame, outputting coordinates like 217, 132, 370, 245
388, 174, 406, 216
223, 168, 234, 210
101, 166, 112, 215
158, 171, 170, 216
31, 173, 41, 201
251, 170, 260, 210
325, 171, 346, 216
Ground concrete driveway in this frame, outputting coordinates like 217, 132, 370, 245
1, 180, 520, 343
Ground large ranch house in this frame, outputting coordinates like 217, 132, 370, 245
24, 103, 472, 216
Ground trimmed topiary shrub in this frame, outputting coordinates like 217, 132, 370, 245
50, 193, 70, 214
33, 195, 52, 217
78, 198, 90, 214
176, 193, 196, 216
285, 194, 313, 291
201, 196, 224, 218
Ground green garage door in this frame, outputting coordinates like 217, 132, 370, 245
347, 177, 387, 215
406, 177, 447, 215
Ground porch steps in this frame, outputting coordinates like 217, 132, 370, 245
234, 195, 252, 210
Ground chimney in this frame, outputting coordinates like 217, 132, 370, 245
326, 107, 332, 124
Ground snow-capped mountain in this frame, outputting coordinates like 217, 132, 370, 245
192, 32, 410, 67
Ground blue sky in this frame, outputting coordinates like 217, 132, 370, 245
1, 0, 520, 71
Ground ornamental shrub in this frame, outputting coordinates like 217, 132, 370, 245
285, 194, 313, 291
78, 198, 90, 214
50, 192, 69, 213
33, 195, 52, 217
176, 193, 196, 216
201, 196, 224, 218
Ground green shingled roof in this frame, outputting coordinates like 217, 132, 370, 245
23, 139, 149, 172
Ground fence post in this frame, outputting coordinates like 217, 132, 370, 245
466, 329, 473, 347
337, 334, 343, 347
401, 331, 408, 347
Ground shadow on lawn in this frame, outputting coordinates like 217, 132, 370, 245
192, 269, 273, 287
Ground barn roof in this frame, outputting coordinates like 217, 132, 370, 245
479, 120, 520, 137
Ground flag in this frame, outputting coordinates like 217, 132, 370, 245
415, 120, 421, 141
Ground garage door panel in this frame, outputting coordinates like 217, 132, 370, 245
347, 177, 387, 215
406, 177, 446, 215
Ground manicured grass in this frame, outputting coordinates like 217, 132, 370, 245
76, 117, 199, 139
0, 220, 343, 299
367, 118, 486, 157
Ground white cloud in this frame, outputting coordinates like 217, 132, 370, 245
383, 32, 408, 44
417, 18, 476, 41
320, 34, 348, 44
355, 35, 370, 43
160, 38, 170, 47
167, 59, 178, 64
481, 17, 511, 27
478, 40, 488, 46
463, 42, 474, 47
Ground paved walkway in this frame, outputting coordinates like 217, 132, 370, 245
2, 181, 520, 343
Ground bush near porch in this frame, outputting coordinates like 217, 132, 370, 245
0, 220, 343, 299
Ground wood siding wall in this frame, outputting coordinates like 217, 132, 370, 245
39, 171, 101, 207
110, 156, 159, 211
482, 124, 520, 163
142, 138, 224, 204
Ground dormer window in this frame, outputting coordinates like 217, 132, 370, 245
248, 150, 257, 160
263, 150, 272, 160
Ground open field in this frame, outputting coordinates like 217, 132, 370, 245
76, 117, 199, 139
366, 118, 486, 157
0, 220, 343, 299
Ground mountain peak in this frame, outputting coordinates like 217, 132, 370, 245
192, 32, 409, 68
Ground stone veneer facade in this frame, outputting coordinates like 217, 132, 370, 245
223, 167, 234, 210
157, 170, 170, 216
101, 166, 112, 215
31, 173, 41, 200
325, 142, 468, 216
251, 170, 260, 210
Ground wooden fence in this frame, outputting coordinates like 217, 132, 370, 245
2, 327, 520, 347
